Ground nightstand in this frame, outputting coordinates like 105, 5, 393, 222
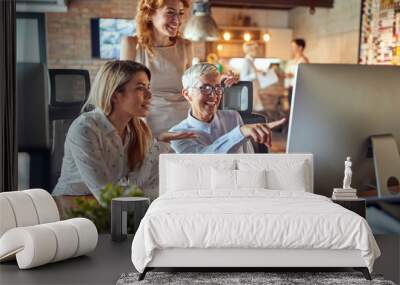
332, 198, 366, 218
111, 197, 150, 242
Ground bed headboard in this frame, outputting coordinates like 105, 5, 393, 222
159, 154, 314, 195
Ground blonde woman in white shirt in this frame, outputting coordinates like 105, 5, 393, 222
52, 60, 196, 209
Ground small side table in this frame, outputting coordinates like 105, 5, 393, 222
111, 197, 150, 242
332, 198, 366, 218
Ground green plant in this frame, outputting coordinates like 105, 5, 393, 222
65, 183, 144, 233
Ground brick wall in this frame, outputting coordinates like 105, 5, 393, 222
47, 0, 362, 79
46, 0, 138, 81
46, 1, 290, 81
289, 0, 362, 64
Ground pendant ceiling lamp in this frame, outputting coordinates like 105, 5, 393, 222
183, 0, 219, 42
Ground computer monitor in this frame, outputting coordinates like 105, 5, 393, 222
287, 64, 400, 198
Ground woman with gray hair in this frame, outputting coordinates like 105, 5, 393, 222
169, 63, 286, 154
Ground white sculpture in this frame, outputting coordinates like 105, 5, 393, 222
332, 157, 357, 199
343, 157, 352, 189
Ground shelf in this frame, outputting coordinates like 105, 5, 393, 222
219, 26, 268, 31
217, 40, 267, 44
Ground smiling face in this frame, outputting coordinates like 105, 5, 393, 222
112, 71, 152, 118
151, 0, 184, 39
183, 72, 222, 122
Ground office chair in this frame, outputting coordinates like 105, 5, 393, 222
17, 63, 51, 190
48, 69, 90, 189
221, 81, 268, 153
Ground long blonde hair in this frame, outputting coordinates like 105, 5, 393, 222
136, 0, 190, 56
82, 60, 152, 171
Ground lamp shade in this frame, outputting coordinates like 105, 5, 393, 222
183, 1, 219, 42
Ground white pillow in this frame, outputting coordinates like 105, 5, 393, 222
211, 168, 236, 190
167, 160, 235, 192
266, 167, 307, 191
238, 159, 309, 191
236, 169, 267, 189
211, 169, 267, 190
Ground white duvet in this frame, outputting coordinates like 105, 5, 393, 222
131, 190, 380, 273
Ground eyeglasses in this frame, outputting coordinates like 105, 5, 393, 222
193, 84, 224, 97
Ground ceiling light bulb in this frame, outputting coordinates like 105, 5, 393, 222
263, 33, 271, 42
223, 32, 231, 41
217, 44, 223, 51
243, 33, 251, 42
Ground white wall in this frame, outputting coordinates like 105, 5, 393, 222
212, 7, 289, 28
289, 0, 362, 63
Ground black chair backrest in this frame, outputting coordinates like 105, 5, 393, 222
17, 63, 50, 151
221, 81, 253, 115
48, 69, 90, 189
17, 63, 51, 189
222, 81, 268, 153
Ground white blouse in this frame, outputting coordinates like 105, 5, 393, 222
52, 108, 169, 201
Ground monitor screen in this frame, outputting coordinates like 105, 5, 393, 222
287, 64, 400, 234
91, 18, 136, 59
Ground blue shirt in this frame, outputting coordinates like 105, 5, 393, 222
169, 110, 254, 154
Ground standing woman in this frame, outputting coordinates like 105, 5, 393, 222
240, 41, 263, 112
120, 0, 192, 137
121, 0, 238, 136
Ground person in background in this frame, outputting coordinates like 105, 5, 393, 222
120, 0, 238, 137
285, 38, 309, 105
52, 60, 196, 211
240, 41, 264, 112
169, 63, 286, 154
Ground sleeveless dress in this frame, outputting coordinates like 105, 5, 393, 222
135, 38, 192, 136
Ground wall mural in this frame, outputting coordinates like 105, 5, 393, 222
359, 0, 400, 65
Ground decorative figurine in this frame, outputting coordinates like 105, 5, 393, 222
332, 156, 358, 199
343, 156, 352, 189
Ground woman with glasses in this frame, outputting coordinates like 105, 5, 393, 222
52, 60, 196, 213
120, 0, 238, 137
169, 63, 286, 154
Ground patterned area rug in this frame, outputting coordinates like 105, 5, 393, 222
117, 271, 395, 285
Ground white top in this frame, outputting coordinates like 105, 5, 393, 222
135, 38, 193, 136
240, 56, 258, 82
284, 58, 308, 88
52, 108, 169, 201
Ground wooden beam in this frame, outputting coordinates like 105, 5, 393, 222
210, 0, 334, 10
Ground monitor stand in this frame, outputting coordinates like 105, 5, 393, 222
370, 134, 400, 197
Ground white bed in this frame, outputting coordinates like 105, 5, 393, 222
131, 154, 380, 280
